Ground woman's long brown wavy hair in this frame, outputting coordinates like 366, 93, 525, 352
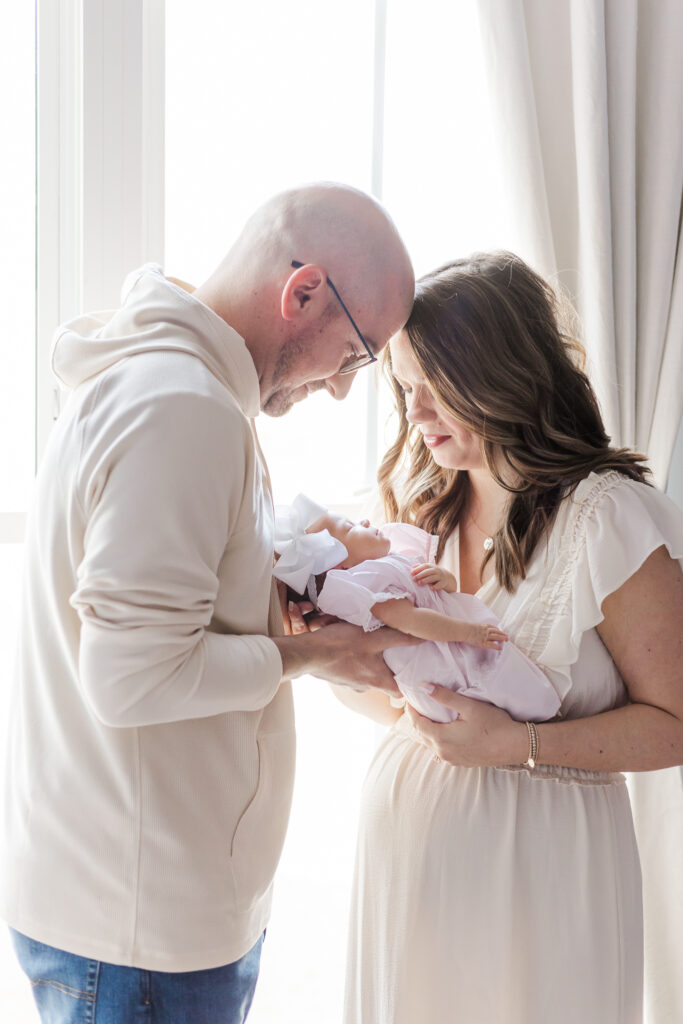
378, 252, 651, 591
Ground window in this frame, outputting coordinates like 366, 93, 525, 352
165, 0, 380, 506
0, 7, 36, 1019
0, 4, 35, 523
164, 5, 512, 1021
2, 3, 515, 1020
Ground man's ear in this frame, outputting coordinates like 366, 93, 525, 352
281, 263, 327, 322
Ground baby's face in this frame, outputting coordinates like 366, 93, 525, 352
307, 513, 391, 568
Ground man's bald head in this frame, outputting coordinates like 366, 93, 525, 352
194, 183, 415, 415
230, 183, 413, 311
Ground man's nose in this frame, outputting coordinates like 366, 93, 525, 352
325, 370, 357, 401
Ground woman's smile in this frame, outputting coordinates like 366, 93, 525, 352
422, 433, 450, 448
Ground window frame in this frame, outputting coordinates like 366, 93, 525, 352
33, 0, 165, 476
10, 0, 389, 545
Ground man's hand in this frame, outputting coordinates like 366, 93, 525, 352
277, 581, 334, 635
272, 622, 416, 695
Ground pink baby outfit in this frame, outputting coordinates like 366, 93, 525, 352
317, 522, 560, 723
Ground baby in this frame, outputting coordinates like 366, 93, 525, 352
273, 496, 560, 724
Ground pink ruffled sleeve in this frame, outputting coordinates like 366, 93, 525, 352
317, 560, 411, 632
379, 522, 438, 562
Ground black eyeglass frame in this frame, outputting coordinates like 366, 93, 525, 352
290, 260, 377, 375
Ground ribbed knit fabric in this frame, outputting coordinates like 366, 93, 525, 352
0, 266, 295, 970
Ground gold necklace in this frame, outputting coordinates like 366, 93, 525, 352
469, 514, 495, 552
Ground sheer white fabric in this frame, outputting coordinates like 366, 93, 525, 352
475, 6, 683, 1016
476, 0, 683, 488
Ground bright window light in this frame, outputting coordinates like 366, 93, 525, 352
165, 4, 512, 1024
1, 3, 519, 1020
382, 0, 515, 275
0, 5, 35, 514
0, 5, 37, 1018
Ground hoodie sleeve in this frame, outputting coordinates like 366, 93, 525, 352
70, 384, 283, 727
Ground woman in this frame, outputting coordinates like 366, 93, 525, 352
335, 253, 683, 1023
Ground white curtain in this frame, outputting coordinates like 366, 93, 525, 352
475, 1, 683, 1020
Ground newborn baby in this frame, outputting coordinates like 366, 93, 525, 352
273, 497, 560, 724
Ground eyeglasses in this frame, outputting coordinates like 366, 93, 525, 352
291, 260, 377, 375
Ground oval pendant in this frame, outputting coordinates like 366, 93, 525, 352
483, 536, 494, 552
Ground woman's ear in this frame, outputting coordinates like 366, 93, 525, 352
281, 263, 327, 322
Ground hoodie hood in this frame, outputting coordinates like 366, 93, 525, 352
51, 264, 261, 418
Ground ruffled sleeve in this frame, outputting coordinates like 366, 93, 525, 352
523, 472, 683, 692
317, 560, 411, 632
380, 523, 439, 562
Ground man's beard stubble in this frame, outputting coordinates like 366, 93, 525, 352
261, 377, 327, 418
261, 308, 335, 417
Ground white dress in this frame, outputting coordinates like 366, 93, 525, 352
343, 472, 683, 1024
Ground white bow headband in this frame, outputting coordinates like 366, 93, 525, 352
272, 494, 348, 595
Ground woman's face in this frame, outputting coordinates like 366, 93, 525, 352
389, 330, 485, 472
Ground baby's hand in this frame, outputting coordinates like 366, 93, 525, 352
464, 623, 508, 650
410, 563, 458, 593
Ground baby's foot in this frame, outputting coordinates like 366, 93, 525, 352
465, 623, 508, 650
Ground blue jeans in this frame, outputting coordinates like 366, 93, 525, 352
10, 928, 264, 1024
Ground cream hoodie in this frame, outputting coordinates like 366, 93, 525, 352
0, 265, 295, 970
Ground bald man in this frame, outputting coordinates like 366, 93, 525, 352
2, 184, 415, 1023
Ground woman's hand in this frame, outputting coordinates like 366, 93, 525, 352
404, 686, 528, 766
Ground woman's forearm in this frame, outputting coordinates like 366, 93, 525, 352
406, 685, 683, 772
329, 683, 403, 726
535, 702, 683, 772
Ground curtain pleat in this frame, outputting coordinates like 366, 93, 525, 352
477, 0, 683, 485
476, 2, 683, 1020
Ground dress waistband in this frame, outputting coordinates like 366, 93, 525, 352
494, 763, 626, 787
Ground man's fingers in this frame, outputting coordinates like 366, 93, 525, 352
376, 676, 401, 696
288, 601, 309, 634
277, 580, 293, 634
306, 612, 339, 632
335, 661, 400, 696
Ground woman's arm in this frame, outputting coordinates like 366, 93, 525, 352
405, 546, 683, 771
328, 683, 404, 726
372, 598, 507, 649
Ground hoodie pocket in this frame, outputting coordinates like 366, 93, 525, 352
229, 730, 295, 911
